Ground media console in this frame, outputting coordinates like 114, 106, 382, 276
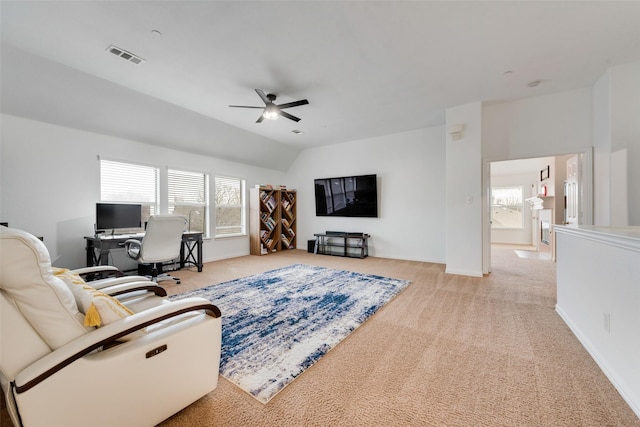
313, 231, 369, 259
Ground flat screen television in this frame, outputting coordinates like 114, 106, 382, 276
314, 174, 378, 218
96, 203, 142, 231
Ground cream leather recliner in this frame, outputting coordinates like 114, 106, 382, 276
0, 227, 222, 426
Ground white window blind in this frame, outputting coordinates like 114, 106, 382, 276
168, 169, 209, 237
214, 175, 245, 237
100, 159, 159, 221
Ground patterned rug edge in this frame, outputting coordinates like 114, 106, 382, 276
256, 277, 411, 404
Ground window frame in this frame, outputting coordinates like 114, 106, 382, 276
214, 175, 246, 238
167, 167, 210, 238
491, 185, 525, 230
99, 158, 160, 229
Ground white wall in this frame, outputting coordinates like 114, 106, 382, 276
482, 87, 595, 235
446, 102, 483, 277
588, 60, 640, 227
555, 226, 640, 418
611, 149, 629, 226
482, 60, 639, 228
287, 127, 446, 263
610, 61, 640, 225
482, 87, 593, 161
0, 114, 287, 269
592, 69, 611, 226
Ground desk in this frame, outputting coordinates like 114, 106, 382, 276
84, 232, 203, 272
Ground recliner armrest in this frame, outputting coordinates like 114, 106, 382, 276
71, 266, 152, 290
85, 275, 152, 290
71, 265, 124, 278
97, 281, 167, 298
13, 297, 221, 394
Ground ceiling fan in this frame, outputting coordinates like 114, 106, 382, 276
229, 89, 309, 123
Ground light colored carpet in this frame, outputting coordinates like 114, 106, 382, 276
3, 248, 638, 426
156, 249, 638, 426
514, 249, 552, 260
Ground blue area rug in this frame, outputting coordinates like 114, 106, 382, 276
171, 264, 411, 403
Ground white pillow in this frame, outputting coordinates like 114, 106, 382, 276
53, 268, 134, 327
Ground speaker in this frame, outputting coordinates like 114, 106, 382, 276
307, 240, 316, 253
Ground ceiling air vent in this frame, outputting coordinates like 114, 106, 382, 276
106, 45, 145, 65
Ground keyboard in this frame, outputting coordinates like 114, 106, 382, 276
98, 233, 144, 239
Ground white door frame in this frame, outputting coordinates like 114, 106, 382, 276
482, 159, 492, 274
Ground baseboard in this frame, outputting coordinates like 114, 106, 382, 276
204, 251, 250, 263
376, 253, 446, 264
556, 305, 640, 419
444, 267, 483, 277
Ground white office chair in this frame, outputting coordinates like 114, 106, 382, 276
124, 214, 186, 285
0, 226, 222, 427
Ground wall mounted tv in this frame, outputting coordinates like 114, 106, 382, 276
96, 203, 142, 231
314, 174, 378, 218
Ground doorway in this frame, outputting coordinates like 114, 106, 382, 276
483, 150, 592, 274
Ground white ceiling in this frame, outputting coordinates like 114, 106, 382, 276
2, 1, 640, 168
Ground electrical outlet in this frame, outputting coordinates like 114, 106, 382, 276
603, 312, 611, 333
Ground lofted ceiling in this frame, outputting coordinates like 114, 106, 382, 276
2, 1, 640, 169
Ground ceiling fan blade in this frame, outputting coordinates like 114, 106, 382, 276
229, 105, 264, 109
280, 110, 301, 122
277, 99, 309, 109
256, 114, 265, 123
255, 89, 269, 104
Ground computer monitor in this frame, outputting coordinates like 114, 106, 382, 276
96, 203, 142, 232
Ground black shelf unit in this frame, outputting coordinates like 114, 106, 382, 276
313, 231, 369, 259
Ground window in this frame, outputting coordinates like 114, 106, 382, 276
214, 175, 245, 237
168, 169, 209, 237
491, 186, 524, 229
100, 159, 159, 225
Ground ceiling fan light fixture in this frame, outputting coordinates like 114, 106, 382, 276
263, 104, 279, 120
230, 89, 307, 123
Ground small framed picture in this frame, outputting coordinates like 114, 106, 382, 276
540, 166, 550, 181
